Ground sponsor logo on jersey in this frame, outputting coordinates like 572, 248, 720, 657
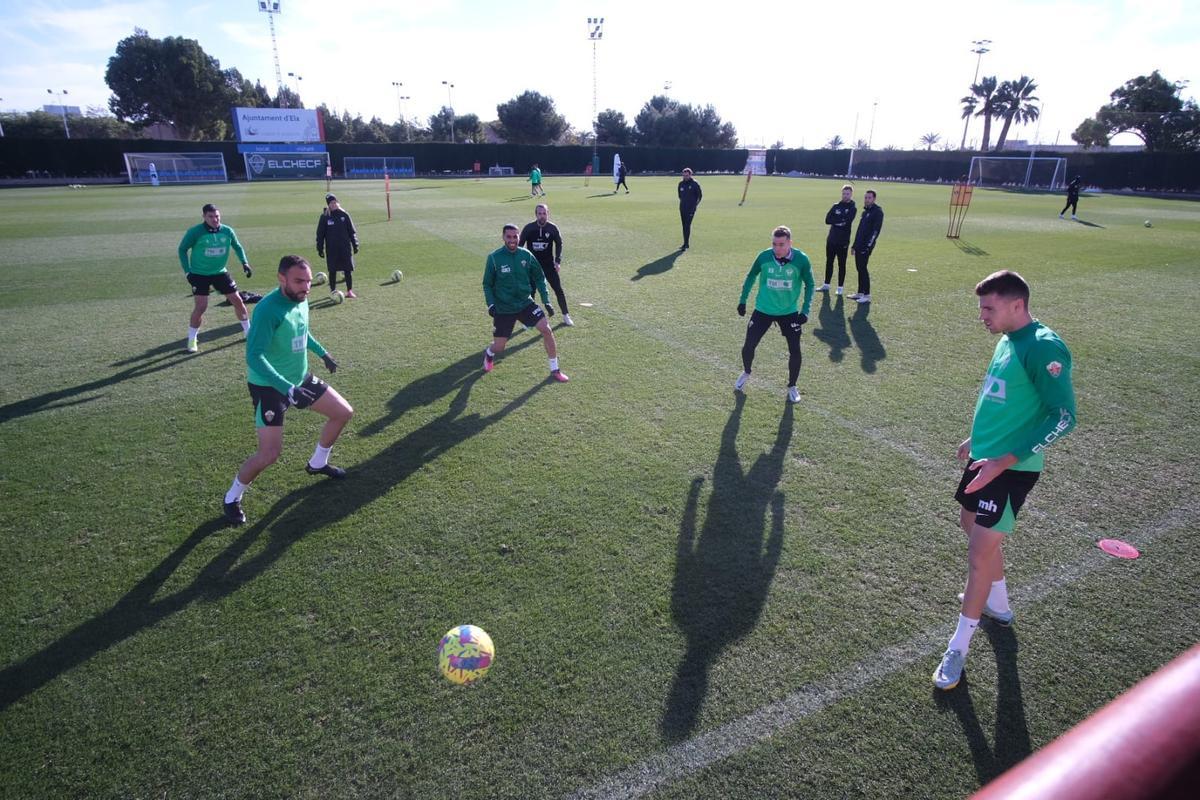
291, 335, 306, 352
204, 246, 227, 257
1047, 360, 1063, 377
500, 265, 511, 273
982, 375, 1006, 401
766, 278, 793, 290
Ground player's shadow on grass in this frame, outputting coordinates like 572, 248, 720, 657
108, 323, 244, 367
503, 196, 534, 203
932, 623, 1031, 785
0, 333, 243, 425
951, 239, 990, 256
1073, 218, 1105, 228
632, 252, 682, 281
813, 293, 852, 363
849, 303, 886, 374
586, 193, 617, 199
662, 394, 791, 742
0, 368, 548, 712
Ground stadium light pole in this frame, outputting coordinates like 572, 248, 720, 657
442, 80, 455, 144
257, 1, 286, 108
392, 81, 403, 122
960, 39, 991, 149
47, 89, 70, 139
587, 17, 604, 168
287, 72, 302, 105
867, 99, 878, 149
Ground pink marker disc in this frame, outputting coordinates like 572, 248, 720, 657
1098, 539, 1139, 559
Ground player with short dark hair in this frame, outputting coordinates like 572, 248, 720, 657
677, 168, 703, 250
482, 224, 569, 382
222, 255, 353, 526
849, 190, 883, 304
529, 163, 546, 197
734, 226, 815, 403
817, 184, 857, 295
615, 160, 629, 194
519, 204, 573, 326
933, 269, 1077, 690
177, 203, 252, 352
316, 194, 360, 298
1059, 175, 1081, 220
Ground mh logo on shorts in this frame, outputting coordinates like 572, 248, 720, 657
978, 498, 999, 513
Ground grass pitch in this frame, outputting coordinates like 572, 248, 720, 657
1, 175, 1198, 799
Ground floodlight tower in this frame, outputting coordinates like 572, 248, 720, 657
960, 39, 991, 149
258, 1, 286, 108
47, 89, 70, 138
587, 17, 604, 166
442, 80, 455, 144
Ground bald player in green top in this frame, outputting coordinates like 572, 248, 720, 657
222, 255, 354, 526
734, 226, 815, 403
933, 269, 1077, 691
177, 203, 253, 353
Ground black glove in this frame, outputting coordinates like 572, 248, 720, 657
242, 264, 252, 278
737, 303, 746, 316
288, 380, 320, 409
487, 304, 496, 317
352, 244, 359, 254
317, 249, 324, 259
322, 354, 338, 373
544, 303, 555, 318
799, 313, 808, 325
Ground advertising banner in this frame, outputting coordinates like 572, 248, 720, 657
243, 151, 329, 181
232, 107, 325, 143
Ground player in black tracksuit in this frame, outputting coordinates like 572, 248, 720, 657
1059, 176, 1081, 219
850, 190, 884, 303
677, 168, 702, 250
519, 203, 573, 326
316, 193, 360, 296
819, 184, 857, 293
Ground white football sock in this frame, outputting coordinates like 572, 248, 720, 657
240, 318, 250, 334
949, 614, 980, 654
486, 347, 495, 358
988, 579, 1011, 613
224, 477, 248, 504
188, 326, 199, 343
549, 357, 559, 372
309, 443, 332, 469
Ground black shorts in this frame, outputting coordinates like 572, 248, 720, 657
188, 271, 238, 296
748, 310, 804, 340
248, 374, 329, 428
954, 465, 1040, 534
493, 303, 546, 338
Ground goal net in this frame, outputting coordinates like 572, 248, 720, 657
487, 165, 515, 176
123, 152, 228, 185
968, 156, 1067, 190
343, 156, 416, 179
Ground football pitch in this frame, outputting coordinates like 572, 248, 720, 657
1, 175, 1197, 799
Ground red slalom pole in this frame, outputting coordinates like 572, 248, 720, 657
385, 172, 392, 221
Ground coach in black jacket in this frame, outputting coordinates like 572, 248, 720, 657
316, 194, 360, 297
677, 168, 702, 250
850, 190, 884, 304
819, 184, 857, 293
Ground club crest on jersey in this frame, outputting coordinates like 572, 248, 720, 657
1047, 361, 1063, 377
264, 410, 275, 422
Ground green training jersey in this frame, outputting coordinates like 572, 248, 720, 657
177, 223, 248, 276
739, 248, 815, 317
482, 245, 549, 314
530, 167, 542, 185
970, 320, 1077, 471
245, 288, 327, 393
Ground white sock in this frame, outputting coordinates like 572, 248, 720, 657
949, 614, 980, 654
309, 443, 332, 469
224, 477, 248, 504
188, 326, 199, 343
486, 347, 495, 358
549, 357, 559, 372
988, 579, 1010, 613
240, 318, 249, 334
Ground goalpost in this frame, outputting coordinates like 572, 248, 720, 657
968, 156, 1067, 190
123, 152, 228, 185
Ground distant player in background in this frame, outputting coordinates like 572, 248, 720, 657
615, 160, 629, 194
177, 203, 252, 353
529, 163, 546, 197
316, 194, 360, 298
1059, 175, 1081, 220
817, 184, 857, 295
482, 224, 569, 382
677, 168, 703, 250
933, 270, 1076, 690
850, 190, 884, 304
223, 255, 353, 526
519, 203, 574, 326
734, 226, 815, 403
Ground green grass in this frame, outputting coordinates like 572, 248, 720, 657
1, 175, 1198, 799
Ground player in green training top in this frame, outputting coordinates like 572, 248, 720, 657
177, 203, 253, 353
734, 226, 815, 403
933, 270, 1077, 691
482, 224, 569, 382
222, 255, 354, 526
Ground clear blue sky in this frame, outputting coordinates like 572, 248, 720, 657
2, 0, 1196, 148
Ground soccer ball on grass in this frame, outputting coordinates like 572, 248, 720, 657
331, 290, 345, 304
314, 271, 328, 285
438, 624, 495, 685
391, 269, 403, 282
1144, 220, 1153, 228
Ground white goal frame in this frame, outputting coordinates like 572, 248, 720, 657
123, 152, 228, 185
968, 156, 1067, 190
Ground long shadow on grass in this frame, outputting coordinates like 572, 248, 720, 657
812, 293, 851, 363
632, 251, 682, 281
0, 368, 548, 711
951, 239, 990, 257
0, 333, 243, 425
662, 394, 791, 742
1073, 218, 1105, 229
849, 302, 886, 374
932, 623, 1031, 784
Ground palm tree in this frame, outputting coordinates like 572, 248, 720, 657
825, 134, 844, 149
994, 76, 1040, 150
963, 76, 999, 151
959, 96, 978, 149
920, 132, 941, 150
